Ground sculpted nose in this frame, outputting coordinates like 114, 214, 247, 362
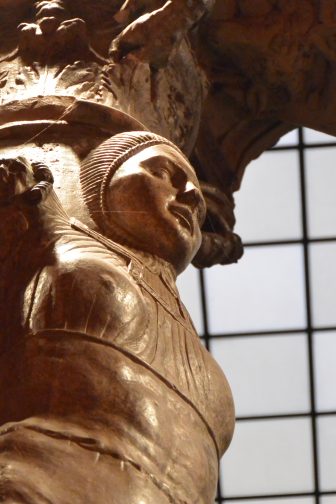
176, 182, 202, 211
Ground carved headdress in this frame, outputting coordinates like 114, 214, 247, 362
80, 131, 192, 232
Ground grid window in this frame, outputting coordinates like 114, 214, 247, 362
321, 498, 336, 504
220, 419, 314, 496
309, 242, 336, 327
277, 130, 299, 147
229, 499, 315, 504
177, 128, 336, 504
306, 149, 336, 238
212, 335, 310, 417
303, 129, 336, 144
205, 245, 306, 334
318, 416, 336, 491
234, 151, 302, 242
313, 332, 336, 412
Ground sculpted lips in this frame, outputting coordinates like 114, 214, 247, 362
169, 204, 194, 234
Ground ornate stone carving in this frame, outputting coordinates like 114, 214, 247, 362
111, 0, 215, 68
0, 0, 245, 268
3, 1, 333, 499
193, 0, 336, 196
0, 0, 205, 153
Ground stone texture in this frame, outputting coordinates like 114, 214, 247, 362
194, 0, 336, 195
0, 2, 334, 501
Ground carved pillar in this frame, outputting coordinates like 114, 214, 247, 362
0, 1, 203, 220
0, 0, 242, 265
0, 2, 235, 503
1, 1, 331, 501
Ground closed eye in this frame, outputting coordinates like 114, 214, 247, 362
139, 157, 172, 180
150, 167, 171, 179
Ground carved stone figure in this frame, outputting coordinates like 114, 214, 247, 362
0, 0, 335, 267
2, 1, 331, 501
0, 132, 234, 503
0, 0, 244, 269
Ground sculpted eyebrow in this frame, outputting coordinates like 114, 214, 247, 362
165, 159, 199, 183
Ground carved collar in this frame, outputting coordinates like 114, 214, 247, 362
70, 217, 177, 290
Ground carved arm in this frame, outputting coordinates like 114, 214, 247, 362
111, 0, 215, 67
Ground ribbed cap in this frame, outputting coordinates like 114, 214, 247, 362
80, 131, 189, 232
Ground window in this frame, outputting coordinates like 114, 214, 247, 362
177, 128, 336, 504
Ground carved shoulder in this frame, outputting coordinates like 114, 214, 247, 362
25, 244, 149, 344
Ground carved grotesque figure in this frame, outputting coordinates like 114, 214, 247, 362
0, 132, 234, 503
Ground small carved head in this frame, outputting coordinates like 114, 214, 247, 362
80, 131, 206, 274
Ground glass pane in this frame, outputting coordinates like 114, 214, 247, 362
321, 497, 336, 504
314, 332, 336, 411
177, 266, 203, 334
212, 334, 310, 417
230, 499, 314, 504
275, 129, 299, 147
306, 148, 336, 238
235, 151, 302, 242
318, 416, 336, 491
205, 245, 306, 334
221, 418, 314, 496
310, 242, 336, 327
304, 128, 336, 144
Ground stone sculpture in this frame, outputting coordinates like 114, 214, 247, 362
2, 0, 331, 501
0, 0, 244, 269
0, 134, 234, 503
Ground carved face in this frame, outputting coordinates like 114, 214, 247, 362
104, 144, 206, 274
